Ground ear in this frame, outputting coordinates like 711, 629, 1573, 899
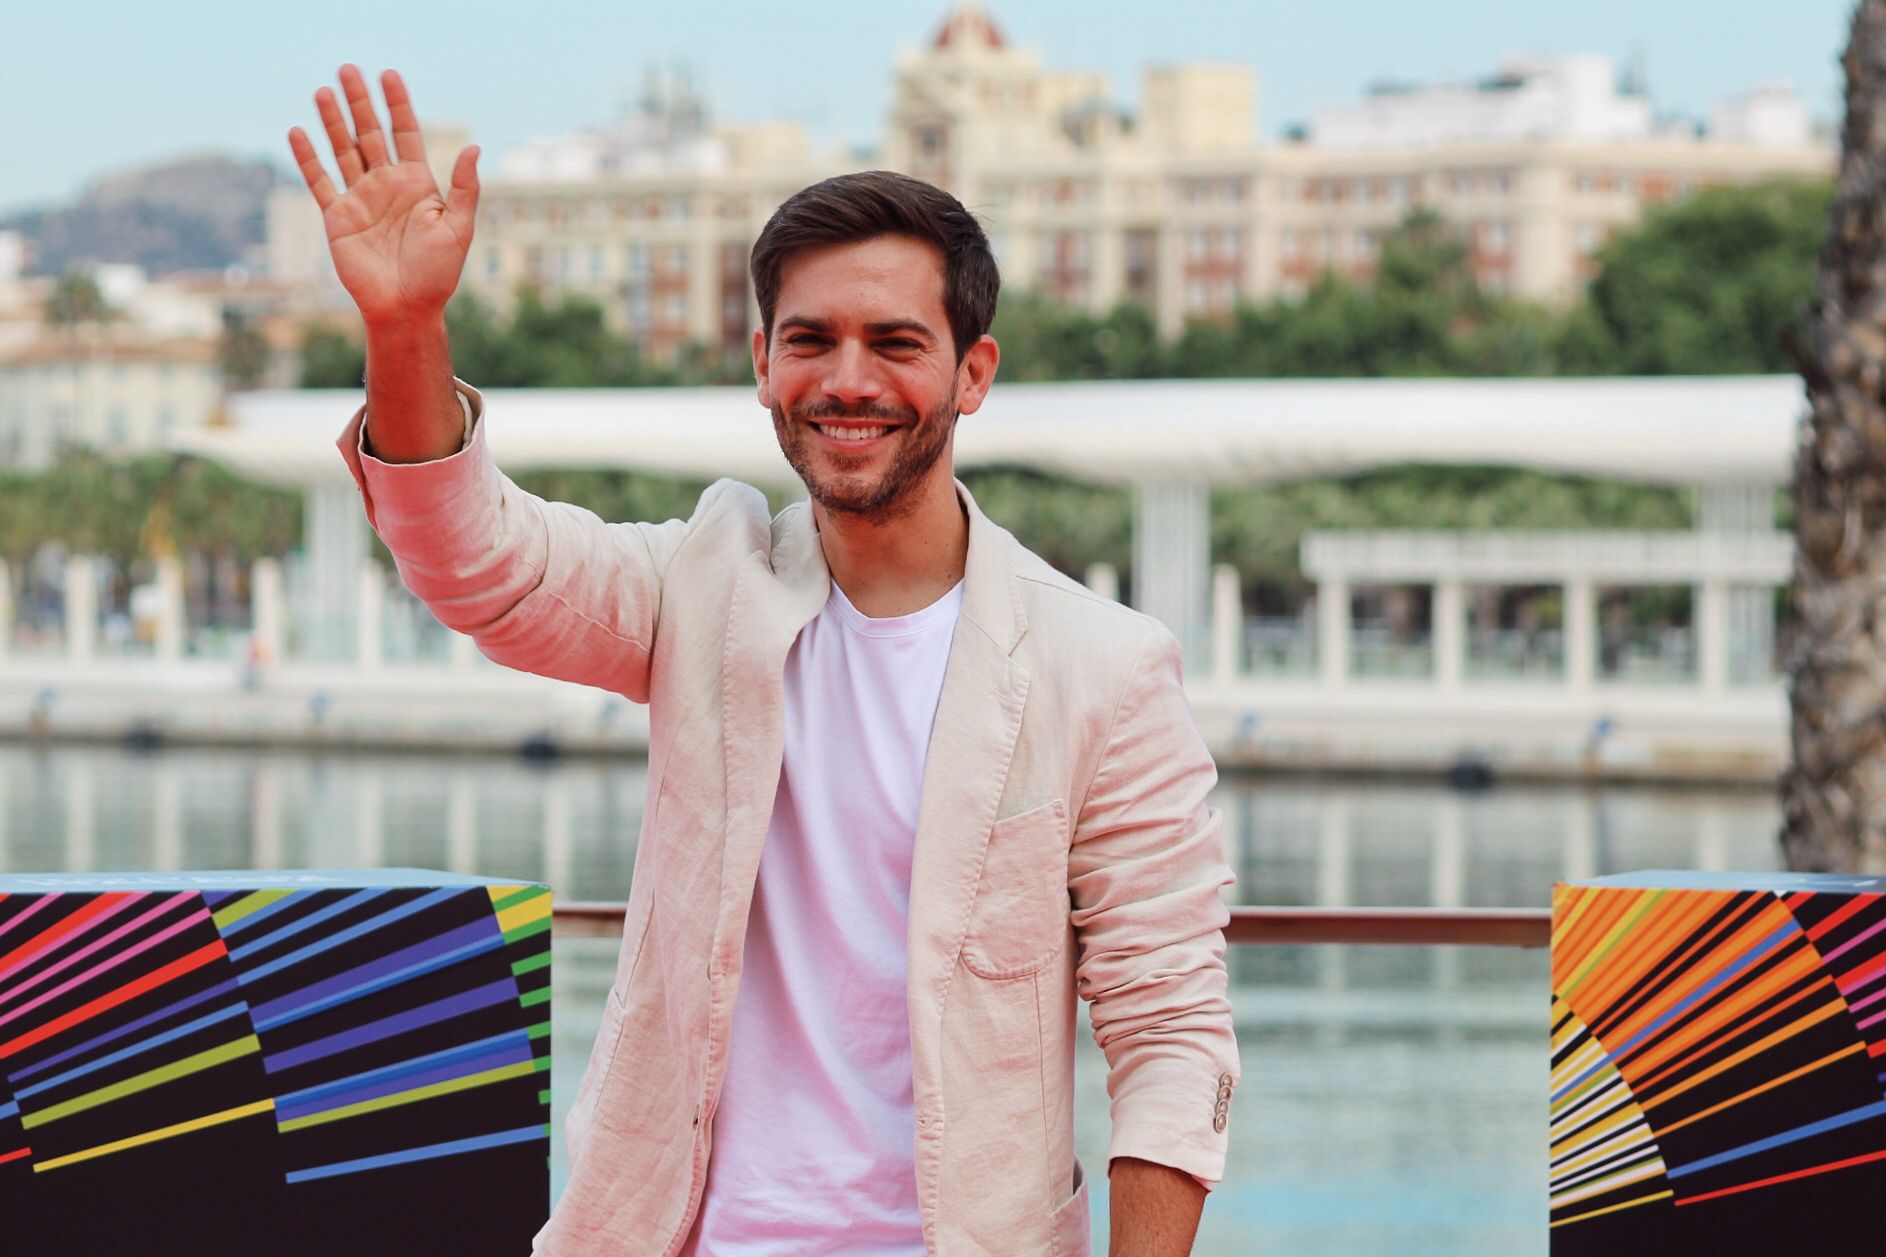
752, 326, 773, 408
953, 334, 1000, 416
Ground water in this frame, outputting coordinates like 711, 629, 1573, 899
0, 741, 1785, 1255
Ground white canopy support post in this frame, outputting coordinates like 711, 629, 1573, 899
154, 555, 186, 663
1697, 481, 1778, 689
250, 557, 285, 667
65, 554, 97, 664
1132, 482, 1210, 671
0, 558, 11, 662
1318, 572, 1351, 688
1698, 579, 1731, 695
304, 483, 369, 662
1564, 576, 1596, 693
450, 629, 480, 672
1211, 564, 1242, 685
356, 560, 385, 671
1434, 576, 1465, 690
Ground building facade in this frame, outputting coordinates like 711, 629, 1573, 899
269, 4, 1833, 360
0, 331, 223, 471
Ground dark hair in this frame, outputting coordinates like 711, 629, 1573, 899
749, 170, 1000, 362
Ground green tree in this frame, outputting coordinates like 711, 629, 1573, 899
299, 324, 366, 388
991, 291, 1162, 381
1566, 178, 1833, 374
44, 273, 113, 327
219, 308, 272, 389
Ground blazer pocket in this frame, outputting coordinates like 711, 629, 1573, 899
961, 798, 1070, 979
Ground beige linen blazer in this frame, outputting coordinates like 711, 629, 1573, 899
337, 383, 1238, 1257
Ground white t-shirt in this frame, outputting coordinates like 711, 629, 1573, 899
683, 576, 965, 1256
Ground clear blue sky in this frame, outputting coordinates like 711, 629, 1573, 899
1, 0, 1859, 217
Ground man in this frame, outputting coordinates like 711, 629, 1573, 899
289, 65, 1237, 1257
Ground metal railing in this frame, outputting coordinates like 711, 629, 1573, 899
552, 903, 1553, 948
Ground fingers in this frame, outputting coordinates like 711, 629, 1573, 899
287, 127, 339, 212
444, 146, 482, 240
339, 64, 392, 171
381, 69, 428, 165
315, 86, 365, 187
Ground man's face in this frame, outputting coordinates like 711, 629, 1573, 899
754, 234, 996, 521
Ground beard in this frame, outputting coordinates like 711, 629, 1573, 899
772, 389, 958, 522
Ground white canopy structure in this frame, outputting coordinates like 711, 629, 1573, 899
170, 375, 1809, 665
184, 374, 1806, 490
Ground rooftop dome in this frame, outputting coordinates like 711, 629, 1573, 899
932, 3, 1005, 50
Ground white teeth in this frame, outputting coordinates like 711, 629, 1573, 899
819, 425, 889, 441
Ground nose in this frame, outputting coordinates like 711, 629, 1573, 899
820, 339, 882, 407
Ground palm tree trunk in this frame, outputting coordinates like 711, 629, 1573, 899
1782, 0, 1886, 871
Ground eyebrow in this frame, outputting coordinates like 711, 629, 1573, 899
776, 316, 939, 343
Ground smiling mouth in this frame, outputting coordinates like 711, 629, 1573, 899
810, 422, 897, 443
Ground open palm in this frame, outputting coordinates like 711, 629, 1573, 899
287, 66, 479, 327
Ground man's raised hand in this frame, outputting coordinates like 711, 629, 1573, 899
287, 66, 479, 329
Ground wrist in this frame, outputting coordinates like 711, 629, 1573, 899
361, 309, 449, 342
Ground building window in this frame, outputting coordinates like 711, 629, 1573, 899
484, 248, 501, 280
588, 245, 605, 280
1185, 279, 1208, 312
626, 243, 649, 278
916, 126, 946, 158
1485, 220, 1511, 253
1389, 177, 1410, 205
664, 294, 687, 325
627, 292, 650, 330
663, 245, 687, 274
1575, 222, 1601, 254
1281, 229, 1301, 261
1355, 230, 1378, 262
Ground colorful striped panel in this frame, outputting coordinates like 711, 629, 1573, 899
0, 874, 551, 1256
1552, 875, 1886, 1254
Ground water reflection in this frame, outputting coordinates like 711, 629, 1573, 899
0, 743, 1781, 908
0, 742, 1784, 1257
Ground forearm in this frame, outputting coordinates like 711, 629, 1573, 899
362, 315, 461, 463
1109, 1156, 1205, 1256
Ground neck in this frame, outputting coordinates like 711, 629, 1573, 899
812, 472, 969, 618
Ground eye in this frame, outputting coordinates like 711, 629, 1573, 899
878, 339, 921, 351
785, 334, 827, 347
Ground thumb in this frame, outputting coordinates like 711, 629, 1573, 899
444, 145, 481, 239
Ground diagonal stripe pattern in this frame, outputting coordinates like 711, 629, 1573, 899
1551, 877, 1886, 1250
0, 874, 551, 1207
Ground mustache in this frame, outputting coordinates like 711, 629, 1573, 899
789, 400, 919, 425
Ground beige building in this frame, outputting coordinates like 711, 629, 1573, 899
310, 4, 1831, 360
0, 331, 224, 471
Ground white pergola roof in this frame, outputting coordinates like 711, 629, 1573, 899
177, 375, 1808, 490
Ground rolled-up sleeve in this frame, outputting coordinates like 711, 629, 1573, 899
334, 379, 702, 702
1067, 625, 1238, 1188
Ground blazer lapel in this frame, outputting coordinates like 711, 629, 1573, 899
714, 502, 831, 950
906, 480, 1032, 1080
